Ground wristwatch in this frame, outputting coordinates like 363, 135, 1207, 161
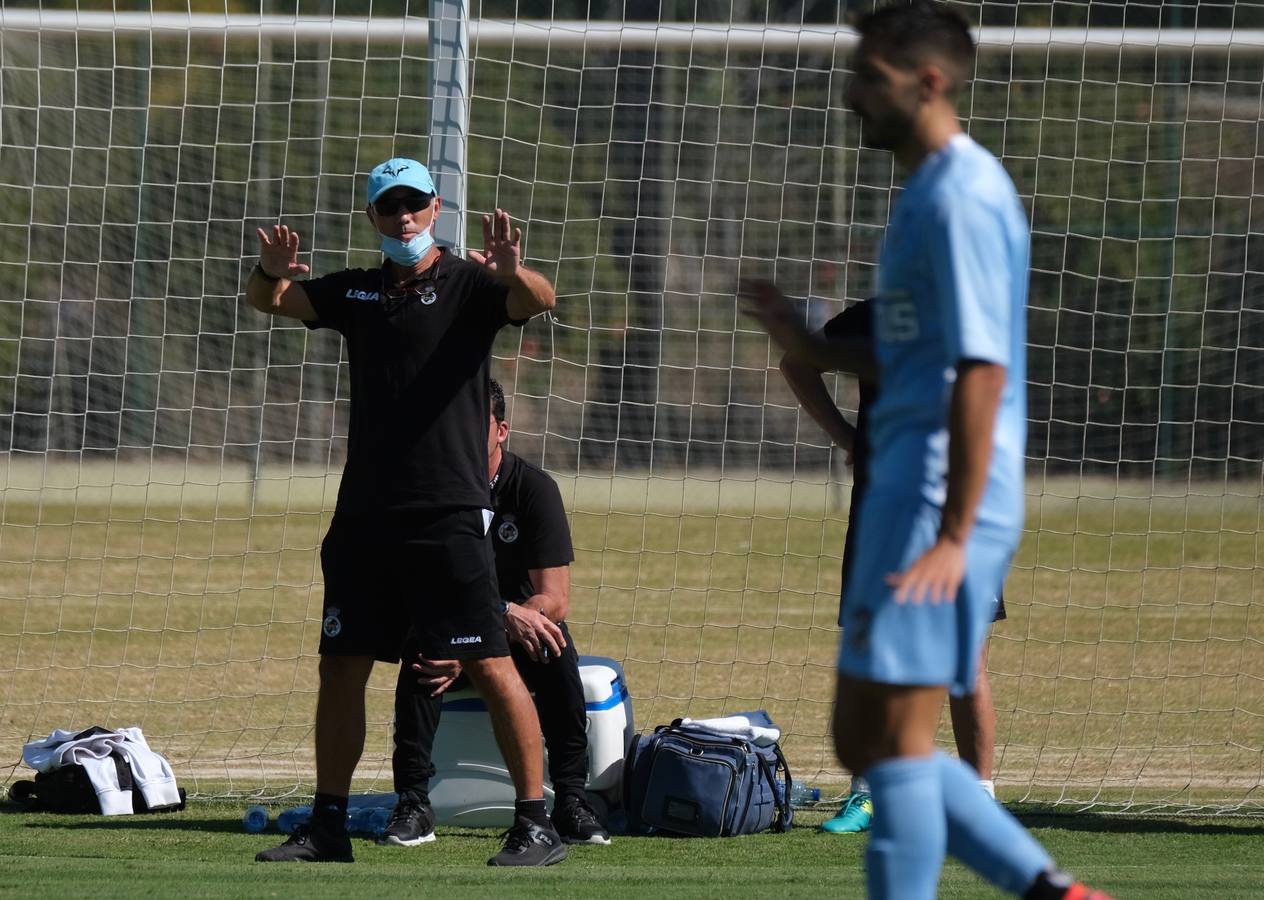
499, 599, 510, 616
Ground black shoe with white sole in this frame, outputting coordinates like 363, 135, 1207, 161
552, 793, 612, 845
255, 821, 354, 863
376, 796, 436, 847
487, 815, 568, 866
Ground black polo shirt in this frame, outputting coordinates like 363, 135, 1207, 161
822, 301, 877, 499
303, 249, 518, 514
489, 449, 575, 604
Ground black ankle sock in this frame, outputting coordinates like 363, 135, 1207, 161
1023, 868, 1074, 900
312, 793, 349, 830
515, 798, 551, 829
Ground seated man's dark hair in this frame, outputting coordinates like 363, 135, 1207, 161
490, 378, 506, 423
855, 1, 976, 93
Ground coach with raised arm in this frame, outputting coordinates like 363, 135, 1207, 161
244, 157, 568, 867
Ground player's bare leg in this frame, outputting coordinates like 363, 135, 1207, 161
949, 642, 996, 792
256, 653, 373, 862
315, 654, 376, 796
464, 655, 567, 867
463, 655, 545, 796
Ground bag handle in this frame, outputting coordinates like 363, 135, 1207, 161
755, 743, 793, 833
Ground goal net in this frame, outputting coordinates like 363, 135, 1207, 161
0, 2, 1260, 813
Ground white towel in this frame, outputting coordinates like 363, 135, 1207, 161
679, 715, 781, 747
22, 727, 180, 814
113, 727, 181, 810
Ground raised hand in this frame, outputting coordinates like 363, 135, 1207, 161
255, 225, 311, 280
738, 278, 809, 351
467, 208, 522, 282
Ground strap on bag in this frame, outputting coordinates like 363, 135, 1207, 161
759, 743, 793, 832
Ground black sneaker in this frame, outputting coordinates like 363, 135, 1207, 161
254, 821, 353, 863
552, 793, 611, 845
376, 797, 436, 847
487, 815, 568, 867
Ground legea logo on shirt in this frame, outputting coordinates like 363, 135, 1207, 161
345, 289, 381, 302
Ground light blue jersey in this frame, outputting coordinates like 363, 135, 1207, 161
868, 133, 1029, 536
838, 135, 1029, 694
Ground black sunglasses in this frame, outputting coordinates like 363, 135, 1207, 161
373, 192, 434, 217
382, 278, 437, 303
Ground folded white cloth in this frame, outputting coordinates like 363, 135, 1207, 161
679, 715, 781, 747
23, 727, 180, 815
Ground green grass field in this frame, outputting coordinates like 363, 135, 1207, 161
1, 468, 1262, 898
1, 802, 1262, 899
2, 469, 1260, 809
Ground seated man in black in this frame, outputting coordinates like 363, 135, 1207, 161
383, 379, 610, 847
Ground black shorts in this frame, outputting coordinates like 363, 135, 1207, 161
318, 508, 510, 663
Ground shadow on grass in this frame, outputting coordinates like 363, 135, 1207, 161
4, 811, 498, 842
1015, 811, 1264, 837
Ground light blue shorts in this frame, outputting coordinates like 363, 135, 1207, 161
837, 491, 1017, 696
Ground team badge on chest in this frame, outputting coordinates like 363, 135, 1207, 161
497, 515, 520, 544
322, 607, 343, 638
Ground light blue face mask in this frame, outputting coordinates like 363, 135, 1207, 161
380, 228, 434, 267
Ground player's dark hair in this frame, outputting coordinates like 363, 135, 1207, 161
855, 1, 975, 90
490, 378, 506, 423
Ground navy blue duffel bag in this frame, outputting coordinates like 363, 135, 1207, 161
622, 712, 793, 836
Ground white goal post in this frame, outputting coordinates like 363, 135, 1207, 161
0, 7, 1261, 814
8, 11, 1264, 50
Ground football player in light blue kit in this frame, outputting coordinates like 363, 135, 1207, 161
743, 4, 1113, 898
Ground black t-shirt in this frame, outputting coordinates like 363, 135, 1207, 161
822, 301, 877, 499
303, 249, 518, 514
489, 450, 575, 605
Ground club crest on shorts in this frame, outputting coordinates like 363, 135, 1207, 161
322, 607, 343, 638
497, 516, 519, 544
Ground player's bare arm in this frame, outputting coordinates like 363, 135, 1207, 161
887, 359, 1006, 604
246, 225, 318, 320
506, 566, 570, 663
739, 279, 878, 380
779, 352, 859, 461
469, 207, 556, 321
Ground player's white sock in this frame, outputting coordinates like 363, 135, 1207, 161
979, 779, 995, 798
851, 775, 870, 795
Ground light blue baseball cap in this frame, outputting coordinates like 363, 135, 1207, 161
366, 157, 437, 205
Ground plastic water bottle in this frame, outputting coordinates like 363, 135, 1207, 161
277, 804, 312, 835
242, 804, 270, 833
276, 794, 397, 835
349, 805, 392, 836
346, 793, 396, 835
790, 782, 821, 807
775, 779, 821, 808
346, 792, 397, 813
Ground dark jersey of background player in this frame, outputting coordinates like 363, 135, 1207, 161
823, 302, 877, 623
824, 302, 1004, 625
393, 448, 592, 804
489, 451, 575, 604
302, 251, 520, 515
